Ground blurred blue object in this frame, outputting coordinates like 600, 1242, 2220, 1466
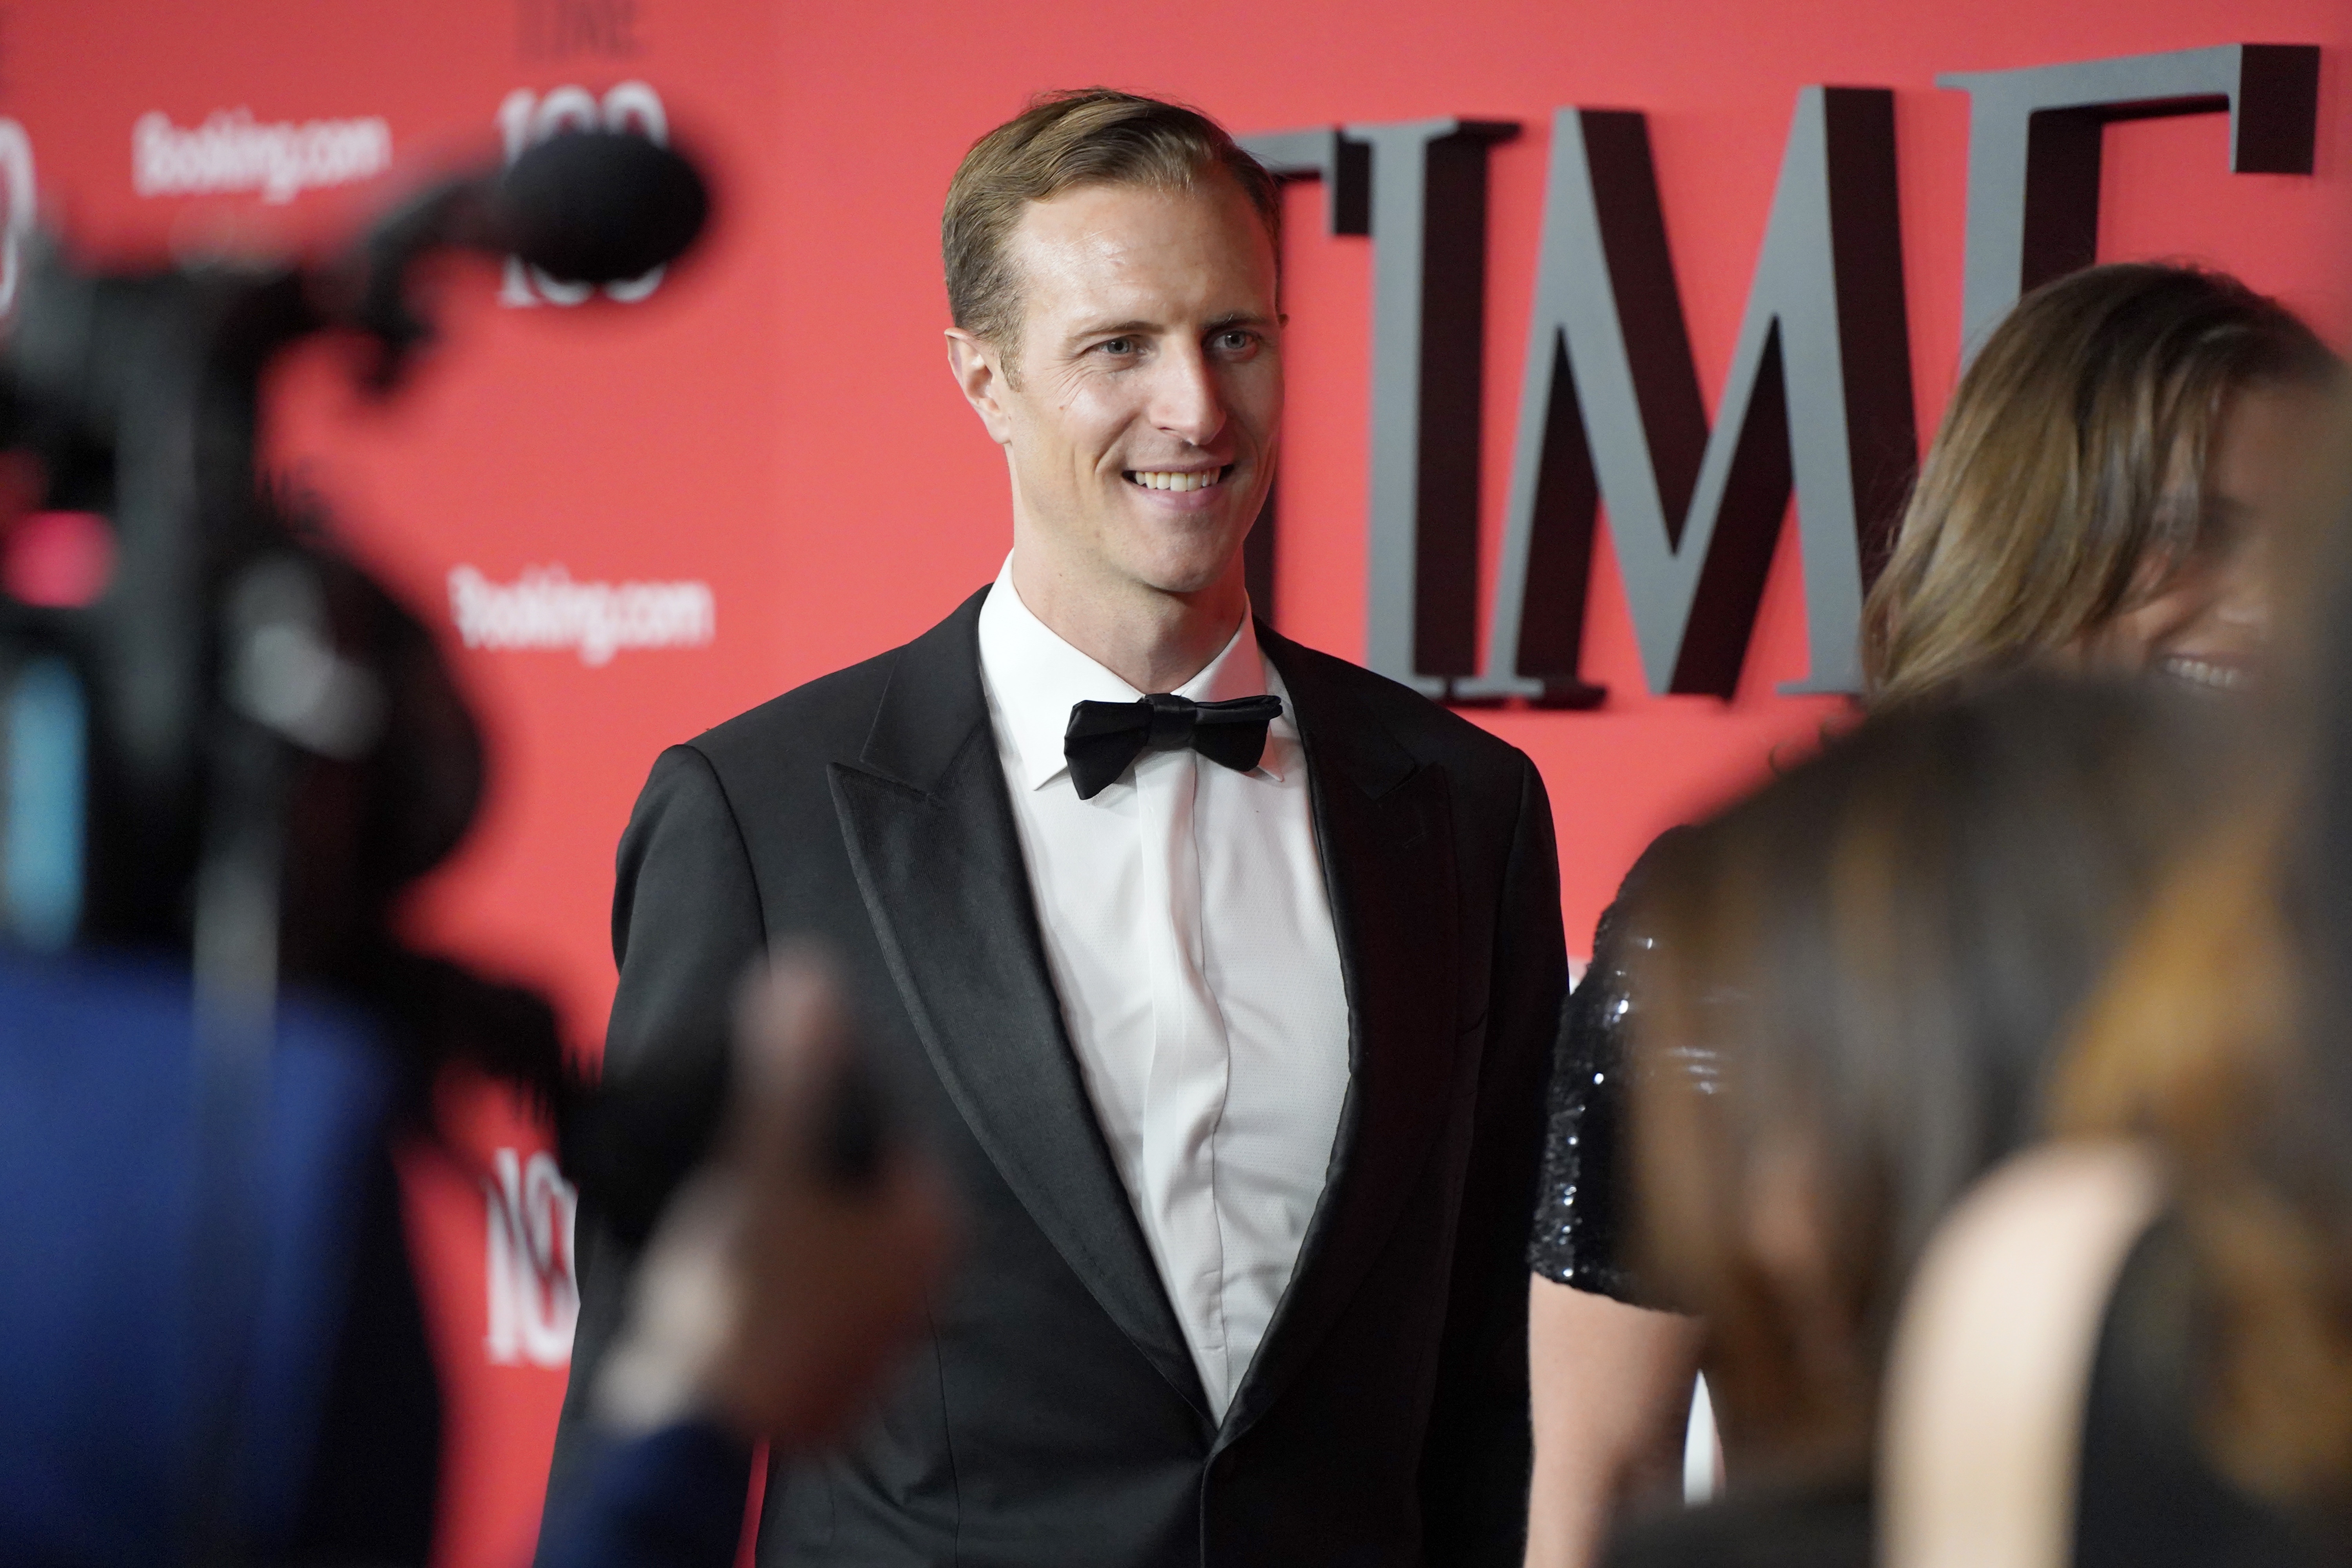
536, 1422, 753, 1568
0, 949, 394, 1565
3, 657, 85, 952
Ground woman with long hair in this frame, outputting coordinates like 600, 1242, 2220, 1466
1526, 261, 2340, 1567
1599, 679, 2233, 1566
2021, 479, 2352, 1541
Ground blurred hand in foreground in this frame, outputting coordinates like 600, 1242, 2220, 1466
593, 948, 957, 1448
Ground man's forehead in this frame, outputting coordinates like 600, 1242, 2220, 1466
1007, 178, 1275, 323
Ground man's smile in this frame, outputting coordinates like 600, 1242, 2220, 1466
1123, 465, 1235, 492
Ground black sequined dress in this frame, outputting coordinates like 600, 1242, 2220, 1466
1527, 829, 1693, 1304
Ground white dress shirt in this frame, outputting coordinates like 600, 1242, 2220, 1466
975, 556, 1352, 1419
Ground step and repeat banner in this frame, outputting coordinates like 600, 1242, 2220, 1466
5, 2, 2349, 1564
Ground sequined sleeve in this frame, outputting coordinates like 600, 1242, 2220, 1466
1526, 831, 1685, 1305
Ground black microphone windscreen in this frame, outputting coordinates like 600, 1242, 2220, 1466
495, 130, 710, 286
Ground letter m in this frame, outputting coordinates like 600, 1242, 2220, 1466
1456, 88, 1915, 703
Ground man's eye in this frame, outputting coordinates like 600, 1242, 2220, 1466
1213, 330, 1259, 355
1097, 337, 1138, 356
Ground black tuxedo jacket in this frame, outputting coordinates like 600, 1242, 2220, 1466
546, 588, 1567, 1567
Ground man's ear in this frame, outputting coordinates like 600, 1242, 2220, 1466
945, 329, 1015, 446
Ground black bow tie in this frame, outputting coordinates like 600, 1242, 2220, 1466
1063, 693, 1285, 800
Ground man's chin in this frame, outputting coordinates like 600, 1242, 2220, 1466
1111, 530, 1252, 599
1106, 498, 1263, 586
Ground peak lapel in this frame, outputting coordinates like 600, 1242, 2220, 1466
1222, 629, 1465, 1443
829, 590, 1207, 1419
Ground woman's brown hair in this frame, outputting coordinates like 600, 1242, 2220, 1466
1626, 681, 2222, 1472
1864, 264, 2335, 706
2042, 792, 2352, 1502
2049, 463, 2352, 1507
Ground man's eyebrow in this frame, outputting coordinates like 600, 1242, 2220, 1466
1061, 310, 1276, 345
1064, 317, 1160, 343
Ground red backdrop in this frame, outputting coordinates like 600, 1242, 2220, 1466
7, 3, 2349, 1564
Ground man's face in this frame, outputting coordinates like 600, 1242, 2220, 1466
951, 174, 1281, 600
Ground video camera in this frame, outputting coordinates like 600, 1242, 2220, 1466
0, 126, 706, 1039
0, 127, 710, 1567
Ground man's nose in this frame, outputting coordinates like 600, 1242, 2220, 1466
1148, 343, 1227, 448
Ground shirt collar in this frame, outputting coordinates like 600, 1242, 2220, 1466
976, 553, 1289, 793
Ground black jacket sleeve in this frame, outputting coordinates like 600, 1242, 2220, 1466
539, 744, 766, 1561
561, 744, 767, 1240
1418, 754, 1569, 1564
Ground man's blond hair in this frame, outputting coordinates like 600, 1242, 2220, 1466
942, 89, 1280, 359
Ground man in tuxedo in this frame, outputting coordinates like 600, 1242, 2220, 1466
546, 88, 1567, 1566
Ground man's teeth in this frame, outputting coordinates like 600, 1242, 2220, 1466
1127, 468, 1225, 492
